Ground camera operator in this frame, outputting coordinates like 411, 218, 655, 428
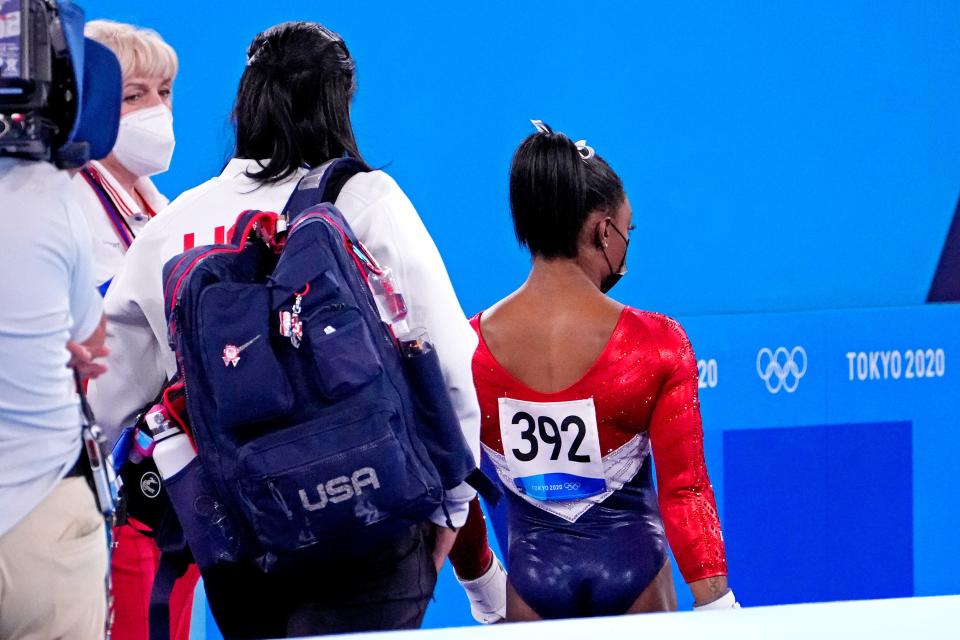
0, 2, 122, 638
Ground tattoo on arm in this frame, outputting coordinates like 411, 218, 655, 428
689, 576, 729, 606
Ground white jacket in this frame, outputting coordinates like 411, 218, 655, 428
72, 160, 169, 288
88, 158, 480, 526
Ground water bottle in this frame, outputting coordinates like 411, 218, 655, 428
369, 267, 411, 337
152, 427, 197, 480
144, 401, 196, 479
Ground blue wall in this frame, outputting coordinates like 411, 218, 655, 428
78, 0, 960, 632
685, 304, 960, 605
84, 0, 959, 319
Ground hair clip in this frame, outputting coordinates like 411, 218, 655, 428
574, 140, 595, 160
531, 119, 553, 134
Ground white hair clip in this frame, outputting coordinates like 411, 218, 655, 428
574, 139, 595, 160
530, 119, 552, 134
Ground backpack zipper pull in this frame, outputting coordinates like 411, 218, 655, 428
268, 480, 294, 519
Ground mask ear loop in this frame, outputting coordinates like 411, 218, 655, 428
599, 217, 629, 270
600, 245, 618, 276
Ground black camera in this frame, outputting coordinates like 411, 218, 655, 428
0, 0, 80, 164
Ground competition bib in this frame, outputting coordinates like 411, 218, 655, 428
498, 397, 607, 501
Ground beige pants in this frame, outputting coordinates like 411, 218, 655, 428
0, 477, 108, 640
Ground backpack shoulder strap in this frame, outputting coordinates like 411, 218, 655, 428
282, 156, 367, 224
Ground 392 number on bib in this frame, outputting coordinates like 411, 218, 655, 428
509, 412, 592, 463
498, 397, 607, 501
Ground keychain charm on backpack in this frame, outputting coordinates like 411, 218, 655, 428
280, 284, 309, 349
279, 309, 302, 347
289, 294, 303, 349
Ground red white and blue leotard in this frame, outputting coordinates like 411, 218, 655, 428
471, 308, 726, 617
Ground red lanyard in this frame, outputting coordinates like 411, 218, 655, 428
139, 195, 158, 219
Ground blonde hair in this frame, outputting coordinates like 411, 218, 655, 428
84, 20, 178, 81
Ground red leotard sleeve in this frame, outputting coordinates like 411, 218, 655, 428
647, 315, 727, 583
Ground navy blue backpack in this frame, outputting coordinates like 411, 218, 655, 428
157, 159, 491, 584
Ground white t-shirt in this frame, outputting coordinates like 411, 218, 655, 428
0, 158, 103, 537
88, 158, 481, 526
72, 160, 168, 288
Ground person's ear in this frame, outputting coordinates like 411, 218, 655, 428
593, 221, 604, 249
595, 217, 612, 248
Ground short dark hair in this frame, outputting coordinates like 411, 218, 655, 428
509, 124, 625, 259
233, 22, 369, 183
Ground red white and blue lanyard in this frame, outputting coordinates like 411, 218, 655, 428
79, 166, 156, 295
79, 166, 137, 249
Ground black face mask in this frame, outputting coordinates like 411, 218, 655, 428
599, 221, 629, 294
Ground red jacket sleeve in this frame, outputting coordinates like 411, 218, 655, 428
647, 315, 727, 583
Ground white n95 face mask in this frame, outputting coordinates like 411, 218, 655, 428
111, 105, 175, 177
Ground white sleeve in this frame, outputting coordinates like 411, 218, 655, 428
65, 201, 103, 342
345, 183, 481, 528
87, 233, 170, 445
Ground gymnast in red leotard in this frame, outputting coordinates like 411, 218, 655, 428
449, 121, 736, 621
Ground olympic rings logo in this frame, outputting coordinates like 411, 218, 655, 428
756, 346, 807, 394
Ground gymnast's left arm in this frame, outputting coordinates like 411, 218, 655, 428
647, 315, 738, 610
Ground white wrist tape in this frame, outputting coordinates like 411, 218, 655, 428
693, 589, 739, 611
456, 556, 507, 624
